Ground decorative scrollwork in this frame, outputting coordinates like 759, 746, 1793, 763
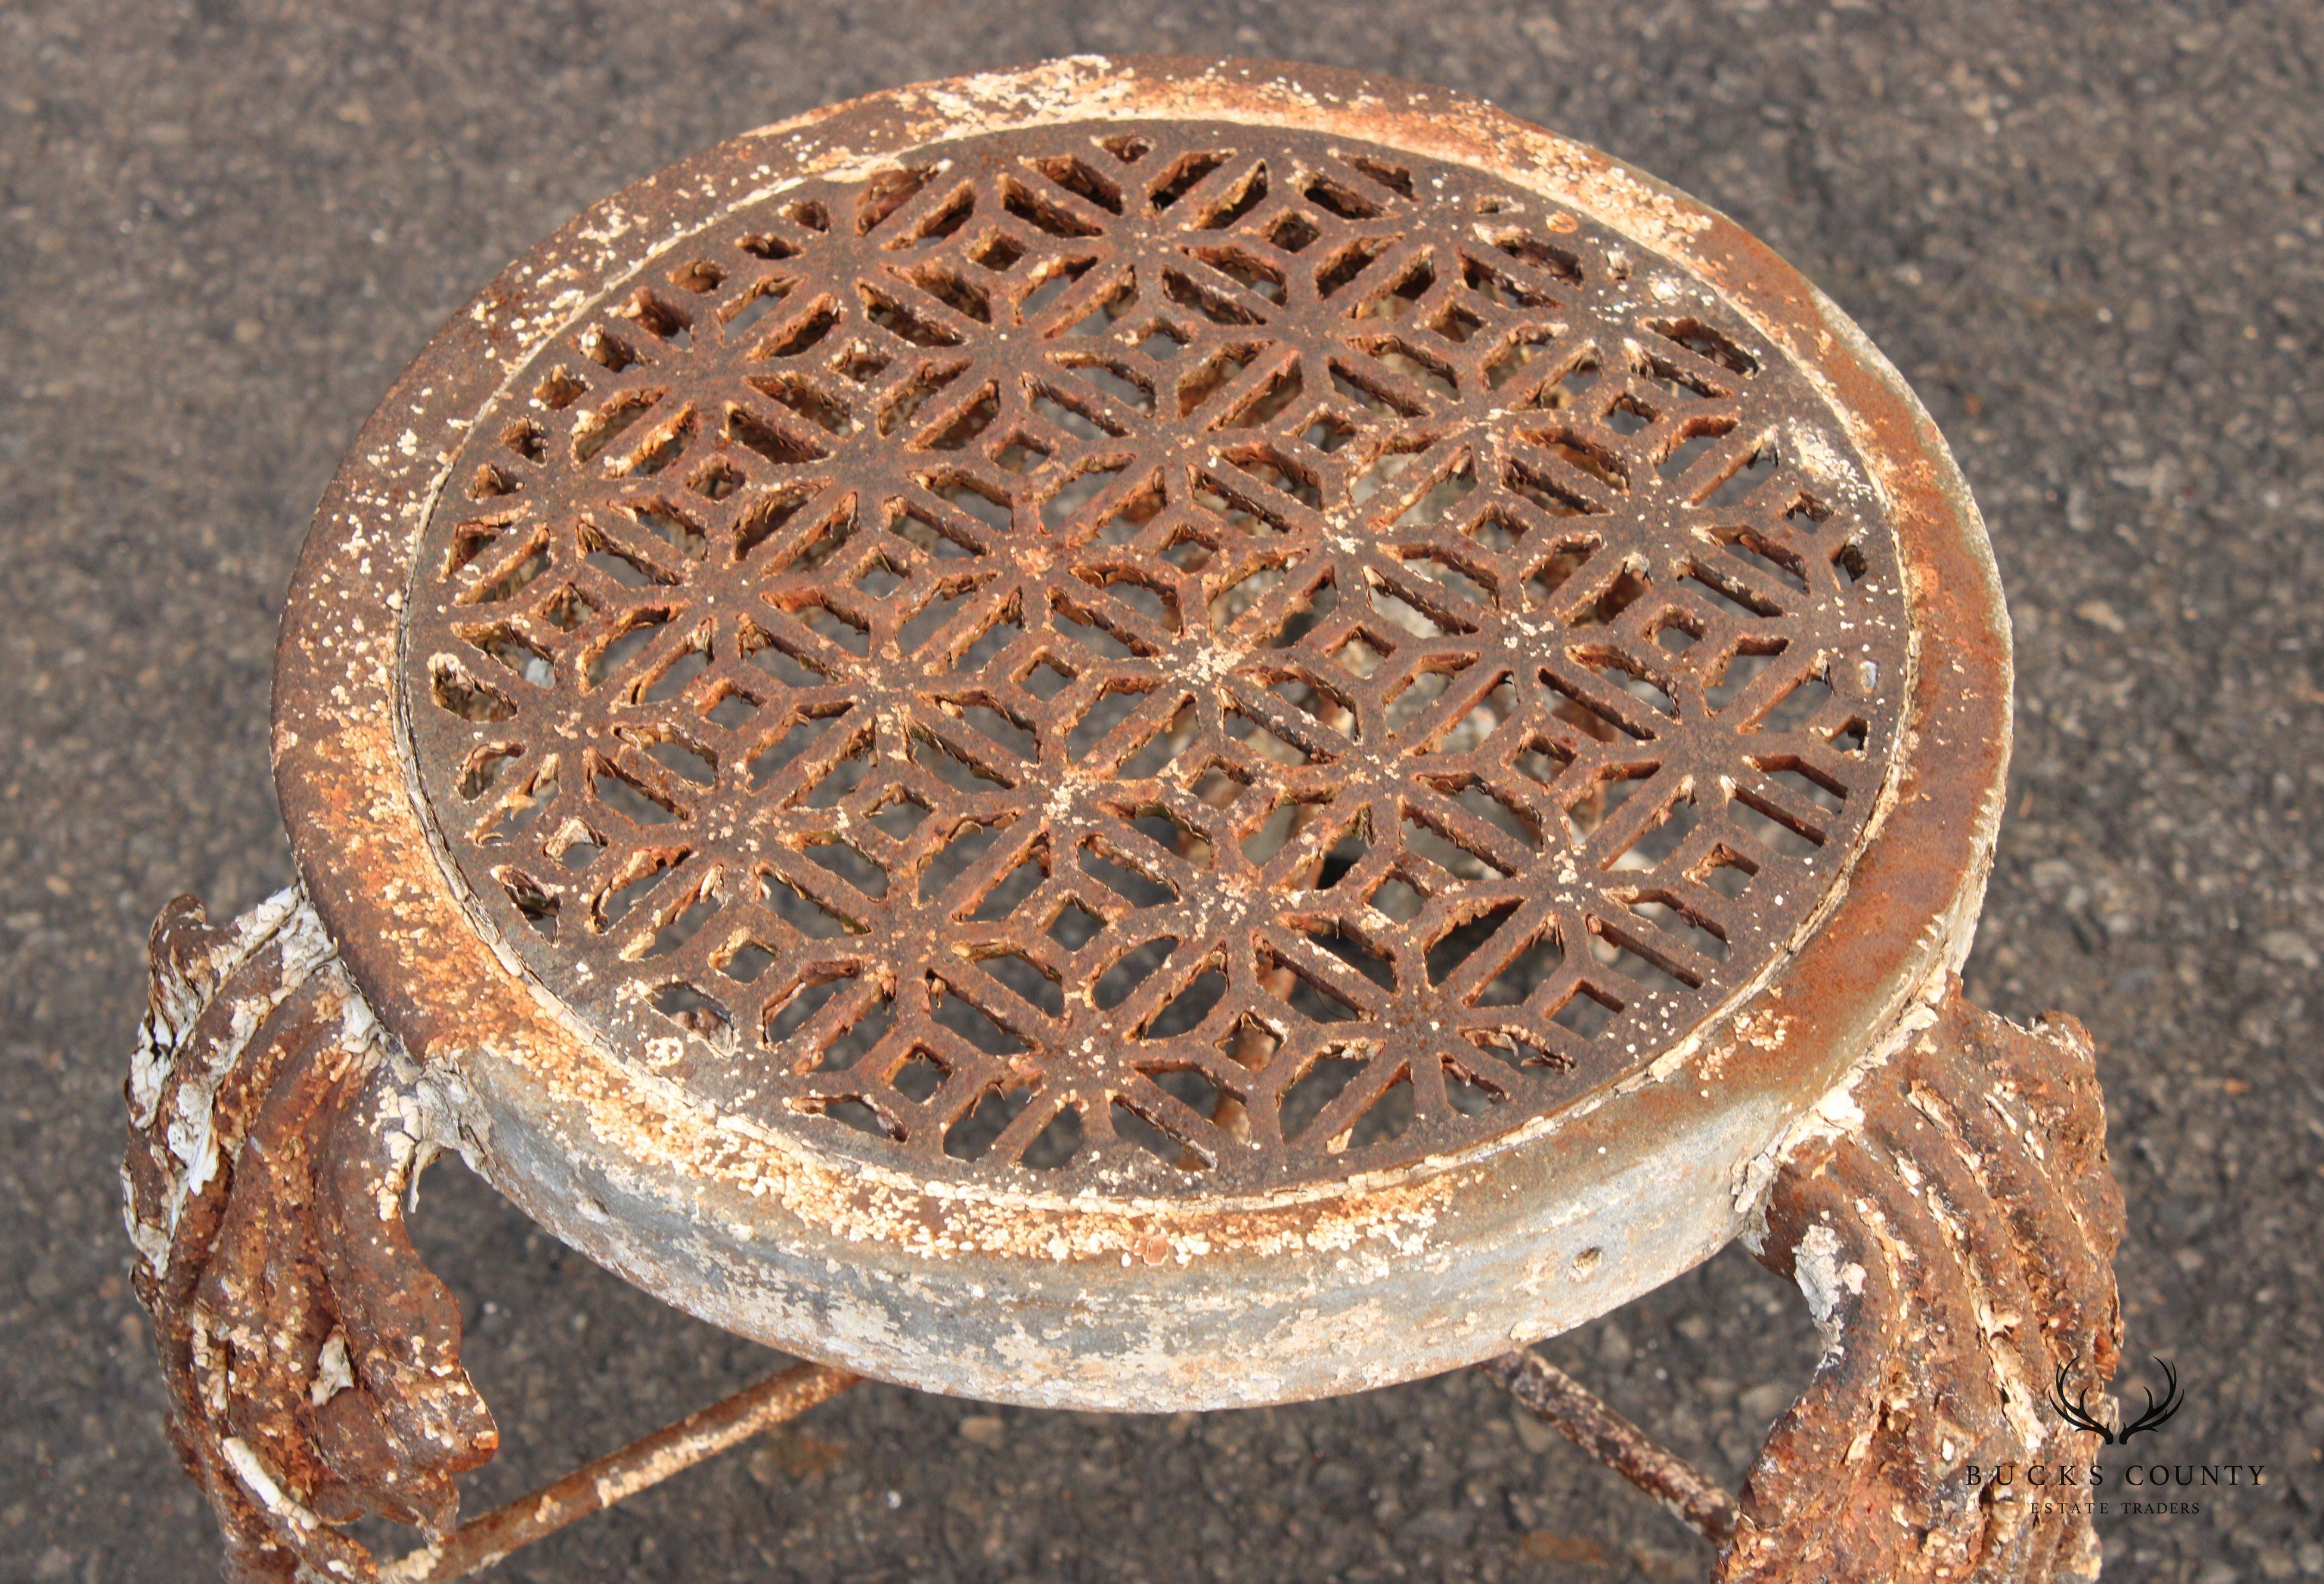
1719, 987, 2126, 1582
123, 890, 497, 1583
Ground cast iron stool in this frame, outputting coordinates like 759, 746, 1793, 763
122, 57, 2126, 1583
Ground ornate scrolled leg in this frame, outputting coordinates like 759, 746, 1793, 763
1484, 982, 2124, 1580
122, 889, 498, 1583
1716, 982, 2127, 1582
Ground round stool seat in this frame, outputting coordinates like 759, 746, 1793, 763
271, 57, 2010, 1412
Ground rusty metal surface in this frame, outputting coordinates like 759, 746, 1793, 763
403, 117, 1912, 1192
269, 57, 2015, 1409
1718, 983, 2125, 1583
1480, 1347, 1742, 1549
379, 1362, 858, 1584
1473, 980, 2124, 1582
121, 890, 497, 1583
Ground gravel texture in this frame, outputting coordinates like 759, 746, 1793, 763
3, 3, 2319, 1581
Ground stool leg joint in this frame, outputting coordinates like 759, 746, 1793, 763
1721, 981, 2125, 1581
124, 889, 498, 1583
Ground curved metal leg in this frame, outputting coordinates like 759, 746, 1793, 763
1485, 982, 2124, 1581
123, 890, 498, 1583
1719, 982, 2125, 1582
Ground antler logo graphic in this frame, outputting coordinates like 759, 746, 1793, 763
2050, 1354, 2183, 1444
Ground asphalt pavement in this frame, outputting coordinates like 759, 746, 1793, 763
2, 2, 2319, 1580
